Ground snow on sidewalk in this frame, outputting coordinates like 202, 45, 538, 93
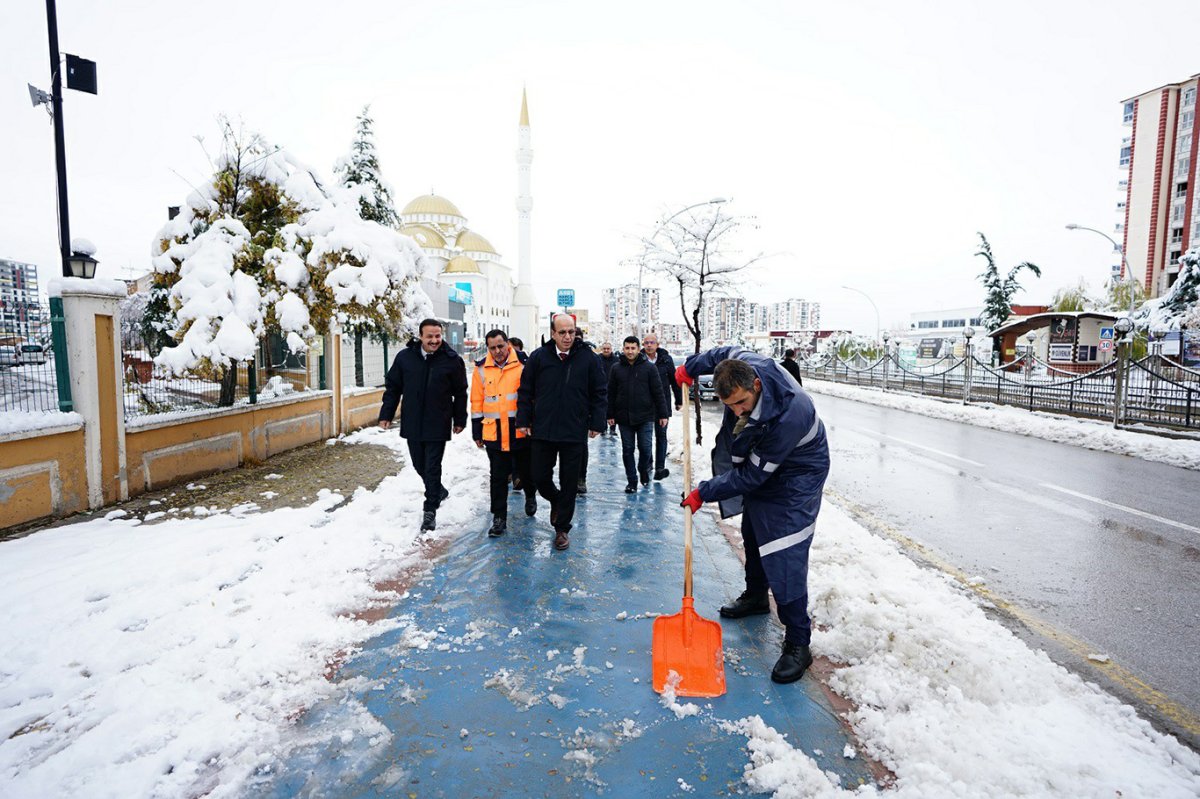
1, 416, 1197, 798
803, 378, 1200, 471
0, 427, 487, 799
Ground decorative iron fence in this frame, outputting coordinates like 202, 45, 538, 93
798, 349, 1200, 433
0, 298, 69, 415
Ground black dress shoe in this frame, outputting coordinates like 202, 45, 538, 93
625, 482, 637, 494
524, 496, 537, 517
639, 473, 650, 487
420, 511, 436, 531
771, 640, 813, 684
488, 515, 506, 537
654, 468, 670, 480
718, 590, 770, 618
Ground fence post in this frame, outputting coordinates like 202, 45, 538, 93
1112, 338, 1127, 428
382, 333, 389, 379
248, 353, 257, 404
55, 278, 128, 508
882, 348, 890, 392
49, 296, 73, 412
963, 341, 973, 405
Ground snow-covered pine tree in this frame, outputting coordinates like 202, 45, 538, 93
335, 106, 398, 228
335, 106, 401, 385
975, 233, 1041, 358
1139, 245, 1200, 331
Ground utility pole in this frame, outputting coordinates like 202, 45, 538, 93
45, 0, 73, 278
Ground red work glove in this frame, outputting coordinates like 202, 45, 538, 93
675, 364, 693, 386
680, 488, 703, 515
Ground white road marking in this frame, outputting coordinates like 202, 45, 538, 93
849, 428, 986, 467
1041, 483, 1200, 536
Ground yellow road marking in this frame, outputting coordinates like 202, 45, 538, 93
825, 488, 1200, 741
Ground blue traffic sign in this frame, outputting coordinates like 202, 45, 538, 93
556, 289, 575, 308
1100, 327, 1114, 340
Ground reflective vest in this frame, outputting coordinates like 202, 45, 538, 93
470, 353, 526, 451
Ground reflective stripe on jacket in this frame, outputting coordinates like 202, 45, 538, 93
471, 352, 526, 451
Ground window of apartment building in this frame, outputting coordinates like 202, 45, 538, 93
1182, 110, 1195, 129
1178, 183, 1190, 199
917, 320, 938, 329
1186, 88, 1197, 107
1119, 145, 1131, 167
1181, 133, 1193, 154
1170, 228, 1183, 244
970, 317, 982, 326
1178, 157, 1192, 179
1116, 201, 1127, 211
1123, 101, 1135, 123
1173, 203, 1186, 221
941, 319, 966, 328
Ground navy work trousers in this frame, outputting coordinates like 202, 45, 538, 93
742, 511, 813, 646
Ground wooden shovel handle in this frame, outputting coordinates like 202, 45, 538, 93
682, 384, 694, 598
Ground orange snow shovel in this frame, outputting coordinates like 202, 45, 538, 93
652, 386, 726, 698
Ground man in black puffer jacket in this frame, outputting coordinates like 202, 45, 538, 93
597, 341, 620, 436
606, 336, 669, 492
516, 313, 607, 551
379, 318, 468, 532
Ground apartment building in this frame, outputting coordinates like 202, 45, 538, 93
0, 259, 45, 344
1119, 73, 1200, 298
603, 284, 660, 338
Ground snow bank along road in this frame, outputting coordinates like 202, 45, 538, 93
0, 422, 1198, 797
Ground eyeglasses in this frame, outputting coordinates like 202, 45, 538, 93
554, 329, 577, 337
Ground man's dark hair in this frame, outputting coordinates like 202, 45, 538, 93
623, 335, 640, 346
510, 337, 524, 350
418, 318, 443, 334
784, 349, 796, 359
713, 359, 758, 399
485, 329, 508, 343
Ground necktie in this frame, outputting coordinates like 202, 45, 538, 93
560, 352, 568, 361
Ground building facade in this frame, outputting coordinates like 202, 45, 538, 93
603, 284, 660, 339
0, 259, 45, 344
1119, 73, 1200, 298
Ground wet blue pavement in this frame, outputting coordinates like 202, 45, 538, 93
257, 434, 872, 797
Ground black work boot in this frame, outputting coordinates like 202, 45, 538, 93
718, 590, 770, 618
771, 640, 813, 684
488, 514, 507, 537
524, 495, 537, 517
421, 510, 436, 531
654, 468, 670, 480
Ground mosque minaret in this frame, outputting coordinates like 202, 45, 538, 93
511, 87, 540, 346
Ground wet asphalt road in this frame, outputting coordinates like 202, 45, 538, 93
698, 391, 1200, 746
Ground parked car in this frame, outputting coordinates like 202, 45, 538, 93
20, 344, 47, 365
697, 373, 715, 401
0, 345, 20, 367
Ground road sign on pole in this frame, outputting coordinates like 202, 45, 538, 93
557, 289, 575, 308
1100, 327, 1114, 340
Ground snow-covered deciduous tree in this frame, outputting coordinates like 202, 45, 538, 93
151, 121, 431, 405
1138, 246, 1200, 331
1051, 278, 1100, 312
640, 201, 762, 442
1104, 277, 1146, 316
975, 233, 1041, 358
334, 106, 402, 386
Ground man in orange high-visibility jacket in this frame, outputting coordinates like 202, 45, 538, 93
472, 329, 538, 537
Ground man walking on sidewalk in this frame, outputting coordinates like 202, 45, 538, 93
607, 336, 669, 493
379, 318, 468, 532
780, 348, 803, 386
597, 342, 620, 436
472, 329, 537, 537
516, 313, 607, 551
641, 334, 683, 480
676, 346, 829, 684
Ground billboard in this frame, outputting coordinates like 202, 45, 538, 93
1048, 316, 1077, 362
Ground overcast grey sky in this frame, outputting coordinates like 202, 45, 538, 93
2, 0, 1196, 334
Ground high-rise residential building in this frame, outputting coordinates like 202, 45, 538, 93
705, 297, 747, 344
0, 259, 44, 344
767, 299, 820, 331
1119, 73, 1200, 298
746, 302, 770, 333
603, 284, 659, 337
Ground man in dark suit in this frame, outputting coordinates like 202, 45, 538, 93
641, 333, 683, 480
379, 318, 468, 531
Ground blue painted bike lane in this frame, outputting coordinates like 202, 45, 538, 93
258, 434, 874, 797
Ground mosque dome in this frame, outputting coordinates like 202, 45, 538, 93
401, 193, 464, 218
442, 254, 482, 276
455, 229, 498, 255
399, 224, 447, 249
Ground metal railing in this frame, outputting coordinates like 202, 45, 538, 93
798, 346, 1200, 433
0, 298, 68, 415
